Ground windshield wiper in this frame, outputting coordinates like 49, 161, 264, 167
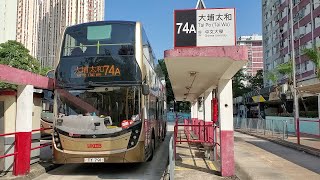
86, 81, 141, 87
57, 83, 94, 90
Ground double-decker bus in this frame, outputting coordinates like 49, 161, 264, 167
41, 70, 54, 136
52, 21, 167, 164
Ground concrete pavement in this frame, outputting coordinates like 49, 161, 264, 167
236, 129, 320, 157
171, 122, 238, 180
234, 132, 320, 180
174, 135, 235, 180
170, 122, 320, 180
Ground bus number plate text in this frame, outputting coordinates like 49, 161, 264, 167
84, 158, 104, 163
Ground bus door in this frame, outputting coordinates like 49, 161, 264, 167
156, 98, 161, 140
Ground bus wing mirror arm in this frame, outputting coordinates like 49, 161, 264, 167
142, 84, 150, 95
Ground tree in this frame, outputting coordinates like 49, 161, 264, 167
303, 47, 320, 78
157, 59, 174, 103
232, 68, 250, 97
0, 40, 42, 89
40, 66, 54, 76
267, 60, 292, 85
267, 70, 278, 85
249, 69, 264, 90
267, 60, 309, 112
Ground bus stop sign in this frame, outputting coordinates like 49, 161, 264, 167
174, 8, 236, 47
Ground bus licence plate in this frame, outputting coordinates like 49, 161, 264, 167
84, 158, 104, 163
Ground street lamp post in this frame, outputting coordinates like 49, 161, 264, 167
289, 0, 301, 144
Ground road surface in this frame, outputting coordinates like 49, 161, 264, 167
35, 133, 172, 180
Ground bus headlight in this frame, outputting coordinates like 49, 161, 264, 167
53, 129, 63, 150
127, 122, 142, 149
56, 119, 63, 126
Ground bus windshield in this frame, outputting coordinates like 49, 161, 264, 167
56, 86, 140, 127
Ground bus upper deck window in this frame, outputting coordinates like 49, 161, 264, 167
87, 25, 112, 41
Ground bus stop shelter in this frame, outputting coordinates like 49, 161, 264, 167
165, 46, 247, 176
165, 6, 248, 176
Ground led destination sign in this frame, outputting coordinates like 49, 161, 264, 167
74, 65, 121, 78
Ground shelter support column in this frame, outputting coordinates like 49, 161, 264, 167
204, 91, 212, 122
193, 100, 199, 120
318, 94, 320, 136
191, 102, 196, 119
14, 85, 33, 176
218, 79, 234, 177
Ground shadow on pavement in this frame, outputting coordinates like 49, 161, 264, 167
235, 134, 320, 174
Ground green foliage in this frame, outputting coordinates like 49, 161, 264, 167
40, 66, 54, 76
0, 40, 42, 89
278, 60, 293, 83
267, 71, 278, 84
299, 111, 318, 118
266, 60, 293, 85
303, 48, 320, 78
232, 68, 250, 97
249, 69, 264, 89
277, 60, 292, 76
157, 59, 174, 103
175, 101, 191, 113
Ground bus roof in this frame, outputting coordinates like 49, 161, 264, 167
66, 21, 137, 28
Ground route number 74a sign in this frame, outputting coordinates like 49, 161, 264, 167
176, 22, 197, 34
174, 8, 236, 47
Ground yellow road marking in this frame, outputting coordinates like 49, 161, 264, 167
176, 159, 217, 171
174, 167, 193, 171
208, 161, 217, 171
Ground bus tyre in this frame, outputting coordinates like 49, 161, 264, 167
147, 137, 155, 161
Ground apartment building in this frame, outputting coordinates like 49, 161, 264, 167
0, 0, 105, 67
262, 0, 320, 87
237, 35, 264, 76
0, 0, 18, 44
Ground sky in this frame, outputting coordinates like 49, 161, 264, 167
105, 0, 262, 60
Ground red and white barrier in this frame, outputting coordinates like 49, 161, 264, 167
13, 85, 34, 175
0, 65, 53, 176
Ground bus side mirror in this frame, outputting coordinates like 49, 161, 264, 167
142, 84, 150, 95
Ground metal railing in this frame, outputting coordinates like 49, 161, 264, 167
298, 119, 320, 137
236, 117, 288, 140
173, 118, 219, 160
0, 127, 52, 176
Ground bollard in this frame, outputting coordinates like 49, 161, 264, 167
272, 119, 274, 136
13, 132, 31, 175
13, 85, 33, 176
169, 136, 175, 180
213, 126, 217, 161
282, 120, 285, 140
